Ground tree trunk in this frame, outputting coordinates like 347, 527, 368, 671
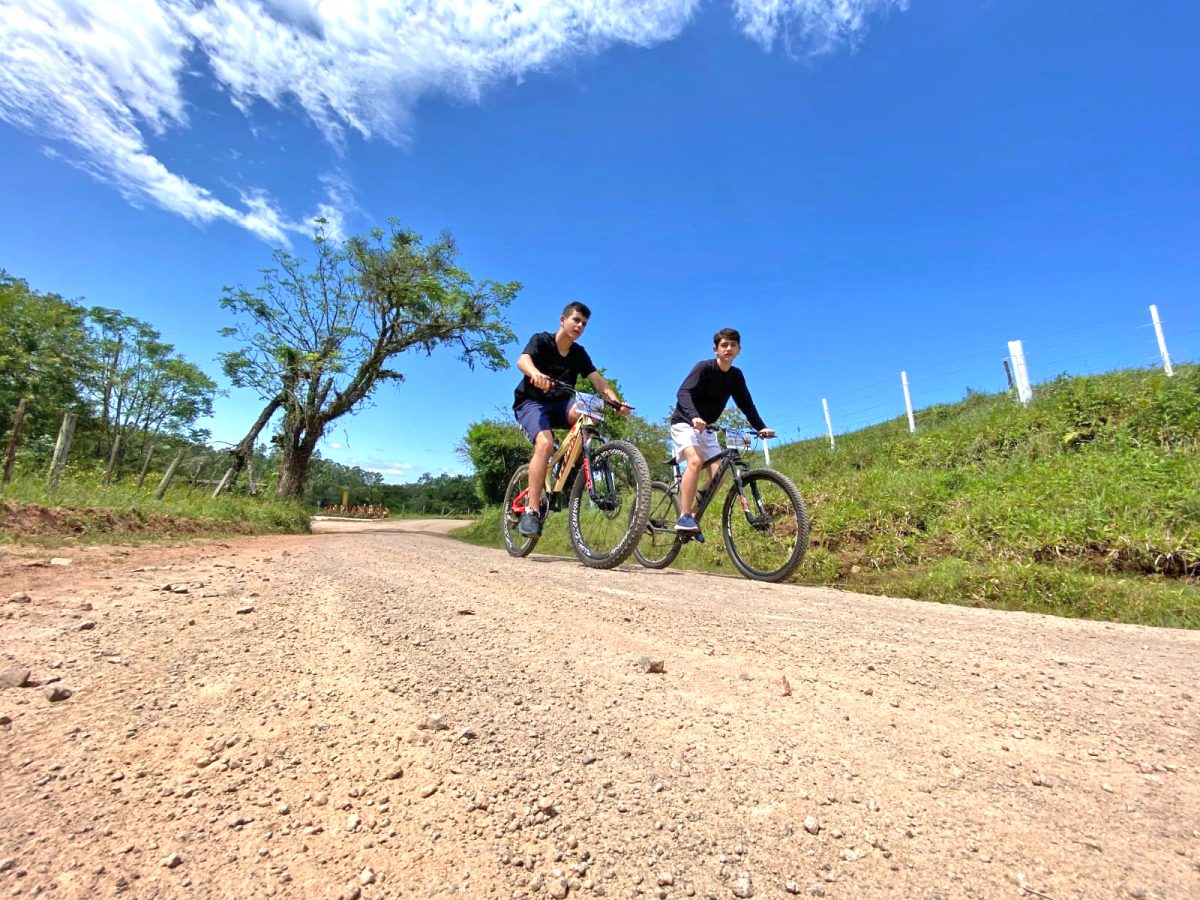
276, 435, 318, 498
212, 395, 282, 497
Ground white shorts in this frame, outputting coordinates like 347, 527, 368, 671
670, 422, 721, 466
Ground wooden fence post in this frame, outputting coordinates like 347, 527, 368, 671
103, 433, 122, 485
136, 441, 156, 490
2, 397, 28, 486
154, 449, 185, 500
211, 466, 235, 499
47, 411, 78, 488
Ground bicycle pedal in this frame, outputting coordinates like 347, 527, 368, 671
689, 530, 705, 544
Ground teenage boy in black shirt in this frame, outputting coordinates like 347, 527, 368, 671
512, 301, 630, 536
670, 327, 775, 532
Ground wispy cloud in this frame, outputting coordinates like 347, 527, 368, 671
732, 0, 907, 54
1, 1, 905, 241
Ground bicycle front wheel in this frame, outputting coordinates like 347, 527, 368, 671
568, 439, 651, 569
501, 464, 546, 558
634, 480, 684, 569
721, 468, 811, 583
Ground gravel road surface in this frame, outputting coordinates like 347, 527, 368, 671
2, 521, 1197, 899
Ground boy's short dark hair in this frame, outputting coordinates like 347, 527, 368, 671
713, 327, 741, 346
562, 301, 592, 320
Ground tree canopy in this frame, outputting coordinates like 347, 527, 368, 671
219, 221, 520, 496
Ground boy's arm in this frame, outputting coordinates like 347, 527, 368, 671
587, 371, 631, 415
517, 353, 551, 391
676, 363, 707, 429
732, 372, 771, 434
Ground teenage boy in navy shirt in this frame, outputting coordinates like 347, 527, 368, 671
512, 301, 630, 536
670, 328, 775, 532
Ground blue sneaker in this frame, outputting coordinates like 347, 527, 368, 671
518, 509, 542, 537
675, 513, 699, 533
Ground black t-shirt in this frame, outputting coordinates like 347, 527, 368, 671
670, 359, 767, 430
512, 332, 597, 409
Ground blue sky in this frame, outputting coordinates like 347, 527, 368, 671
2, 1, 1197, 482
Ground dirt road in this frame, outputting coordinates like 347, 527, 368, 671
2, 522, 1198, 899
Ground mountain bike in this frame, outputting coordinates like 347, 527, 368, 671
502, 382, 652, 569
634, 426, 811, 583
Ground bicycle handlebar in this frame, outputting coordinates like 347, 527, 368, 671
545, 377, 634, 411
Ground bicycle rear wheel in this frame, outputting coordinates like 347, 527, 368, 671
568, 439, 651, 569
721, 468, 811, 583
501, 464, 547, 558
634, 480, 684, 569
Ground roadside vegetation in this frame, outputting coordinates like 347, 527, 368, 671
459, 365, 1200, 628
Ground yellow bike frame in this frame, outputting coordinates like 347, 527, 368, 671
543, 407, 601, 495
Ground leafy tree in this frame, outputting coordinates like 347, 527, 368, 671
220, 222, 519, 497
0, 270, 90, 438
82, 307, 218, 466
459, 417, 531, 504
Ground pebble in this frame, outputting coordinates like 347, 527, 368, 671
0, 666, 31, 688
419, 784, 438, 798
160, 853, 183, 869
803, 816, 820, 835
49, 557, 72, 567
44, 686, 72, 703
236, 605, 254, 614
7, 592, 32, 604
732, 871, 754, 898
77, 620, 97, 631
638, 656, 666, 674
360, 868, 376, 886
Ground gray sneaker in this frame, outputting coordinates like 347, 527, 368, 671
518, 510, 542, 537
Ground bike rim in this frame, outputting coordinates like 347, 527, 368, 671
724, 474, 804, 579
573, 448, 643, 559
637, 482, 681, 566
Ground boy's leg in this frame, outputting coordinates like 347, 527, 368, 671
514, 399, 573, 536
670, 423, 720, 531
525, 430, 555, 511
678, 445, 705, 517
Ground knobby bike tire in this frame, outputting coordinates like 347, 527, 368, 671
501, 464, 546, 558
567, 439, 652, 569
720, 467, 811, 583
634, 480, 684, 569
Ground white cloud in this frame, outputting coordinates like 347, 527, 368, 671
0, 1, 906, 241
732, 0, 907, 54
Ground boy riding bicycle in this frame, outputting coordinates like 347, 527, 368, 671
513, 301, 630, 536
670, 328, 775, 533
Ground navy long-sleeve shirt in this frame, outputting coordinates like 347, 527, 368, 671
670, 359, 766, 431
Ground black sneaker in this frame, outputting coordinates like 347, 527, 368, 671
518, 509, 542, 537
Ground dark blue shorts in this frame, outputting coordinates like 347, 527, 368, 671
515, 398, 574, 442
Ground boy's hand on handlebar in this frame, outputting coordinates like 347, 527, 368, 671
530, 371, 551, 391
615, 402, 632, 417
691, 417, 707, 431
759, 427, 776, 439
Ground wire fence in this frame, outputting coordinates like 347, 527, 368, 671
771, 303, 1198, 444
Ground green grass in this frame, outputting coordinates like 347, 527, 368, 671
0, 468, 311, 543
461, 365, 1200, 628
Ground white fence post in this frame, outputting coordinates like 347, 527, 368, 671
822, 399, 835, 450
1149, 304, 1174, 377
1008, 340, 1033, 405
901, 371, 916, 434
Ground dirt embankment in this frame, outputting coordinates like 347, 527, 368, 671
1, 522, 1198, 899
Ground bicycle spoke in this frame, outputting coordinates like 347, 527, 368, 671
721, 469, 810, 582
568, 440, 651, 568
634, 481, 683, 569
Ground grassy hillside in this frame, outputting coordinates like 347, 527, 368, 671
459, 365, 1200, 628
